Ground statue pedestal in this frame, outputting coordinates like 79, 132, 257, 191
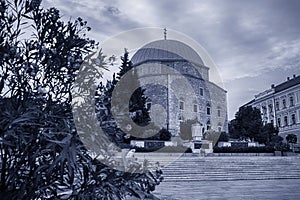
191, 140, 213, 154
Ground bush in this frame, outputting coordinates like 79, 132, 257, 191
0, 1, 162, 199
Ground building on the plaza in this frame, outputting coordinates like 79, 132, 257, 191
245, 75, 300, 144
130, 38, 228, 137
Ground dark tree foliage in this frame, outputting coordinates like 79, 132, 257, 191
286, 134, 297, 144
233, 106, 262, 141
229, 106, 262, 141
218, 131, 229, 142
228, 119, 240, 139
128, 78, 151, 127
229, 106, 279, 144
229, 106, 281, 146
0, 1, 162, 199
117, 50, 151, 127
96, 50, 151, 142
270, 135, 284, 151
116, 49, 132, 79
156, 128, 172, 141
258, 123, 279, 144
286, 134, 297, 152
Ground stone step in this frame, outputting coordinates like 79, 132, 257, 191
163, 173, 300, 177
152, 156, 300, 199
162, 176, 300, 182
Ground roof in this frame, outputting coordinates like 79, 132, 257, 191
244, 75, 300, 107
275, 75, 300, 93
131, 39, 204, 66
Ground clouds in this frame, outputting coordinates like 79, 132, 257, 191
42, 0, 300, 119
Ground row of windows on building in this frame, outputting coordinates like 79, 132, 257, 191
275, 96, 295, 111
179, 100, 221, 121
277, 113, 298, 127
145, 101, 221, 118
261, 96, 296, 114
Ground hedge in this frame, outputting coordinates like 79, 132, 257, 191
213, 146, 274, 153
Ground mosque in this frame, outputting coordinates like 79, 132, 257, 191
129, 36, 228, 138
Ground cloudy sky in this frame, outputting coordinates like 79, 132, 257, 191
42, 0, 300, 120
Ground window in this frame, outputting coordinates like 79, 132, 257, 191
218, 109, 221, 117
200, 88, 204, 96
262, 106, 267, 114
179, 100, 184, 121
268, 104, 273, 113
179, 101, 184, 110
291, 114, 296, 125
290, 96, 294, 107
206, 120, 211, 130
193, 104, 198, 112
282, 99, 286, 109
207, 107, 211, 115
277, 118, 281, 127
275, 101, 279, 111
179, 112, 184, 121
284, 116, 288, 126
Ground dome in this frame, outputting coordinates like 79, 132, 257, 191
131, 39, 204, 66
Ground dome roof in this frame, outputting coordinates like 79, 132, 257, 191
131, 39, 204, 66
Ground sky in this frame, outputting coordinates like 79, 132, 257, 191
42, 0, 300, 120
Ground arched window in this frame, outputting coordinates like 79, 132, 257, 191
277, 118, 281, 127
282, 99, 286, 109
179, 99, 184, 121
206, 119, 211, 130
206, 103, 211, 115
200, 88, 204, 96
291, 114, 296, 125
275, 101, 279, 111
284, 116, 288, 126
193, 104, 198, 112
179, 100, 184, 110
217, 106, 221, 117
290, 96, 294, 107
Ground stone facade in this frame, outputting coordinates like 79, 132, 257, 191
246, 75, 300, 144
131, 39, 228, 137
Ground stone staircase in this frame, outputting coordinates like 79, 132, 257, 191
149, 155, 300, 199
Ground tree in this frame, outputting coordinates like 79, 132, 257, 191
229, 106, 263, 141
218, 131, 229, 142
157, 128, 172, 141
270, 135, 284, 151
228, 119, 240, 139
258, 123, 279, 144
0, 1, 162, 199
97, 50, 152, 141
117, 49, 132, 79
286, 134, 297, 152
116, 50, 151, 126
